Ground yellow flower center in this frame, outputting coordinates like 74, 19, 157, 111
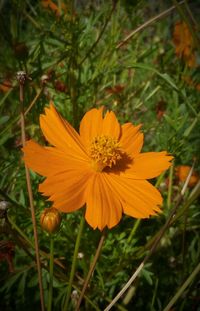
89, 135, 122, 172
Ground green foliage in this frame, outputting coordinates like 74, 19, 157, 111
0, 1, 199, 310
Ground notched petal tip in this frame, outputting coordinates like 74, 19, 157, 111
85, 174, 122, 230
126, 151, 174, 180
102, 110, 121, 139
39, 103, 88, 160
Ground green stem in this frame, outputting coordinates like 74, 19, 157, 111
69, 1, 79, 129
151, 278, 159, 309
18, 72, 45, 311
57, 0, 62, 15
48, 235, 54, 311
79, 1, 117, 66
184, 0, 199, 29
75, 229, 106, 311
63, 216, 85, 310
163, 262, 200, 311
170, 180, 200, 225
7, 214, 34, 248
23, 11, 41, 29
181, 202, 189, 276
167, 163, 174, 209
127, 219, 141, 244
116, 1, 185, 49
155, 171, 165, 188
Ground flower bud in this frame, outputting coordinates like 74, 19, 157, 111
40, 208, 61, 234
0, 201, 10, 219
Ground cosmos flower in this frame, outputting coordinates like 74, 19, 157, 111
0, 79, 12, 93
23, 103, 173, 230
41, 0, 68, 17
173, 21, 197, 68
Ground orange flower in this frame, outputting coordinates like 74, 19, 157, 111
182, 75, 200, 92
105, 84, 125, 95
176, 165, 199, 187
0, 79, 12, 93
41, 0, 67, 16
54, 80, 68, 93
22, 103, 173, 230
156, 100, 166, 120
173, 21, 197, 68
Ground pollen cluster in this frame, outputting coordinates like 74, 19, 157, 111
90, 135, 122, 172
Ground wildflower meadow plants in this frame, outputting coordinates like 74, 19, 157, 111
0, 1, 200, 311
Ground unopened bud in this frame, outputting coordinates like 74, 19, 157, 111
77, 252, 84, 259
41, 75, 49, 85
0, 201, 10, 219
40, 207, 61, 234
71, 290, 79, 306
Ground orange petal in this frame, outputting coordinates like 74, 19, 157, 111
80, 107, 121, 148
102, 110, 121, 139
22, 140, 88, 176
106, 174, 162, 218
125, 152, 173, 179
40, 102, 87, 160
39, 169, 92, 212
120, 123, 143, 156
79, 107, 104, 148
85, 173, 122, 230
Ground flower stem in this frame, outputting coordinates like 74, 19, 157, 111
167, 163, 174, 209
116, 1, 185, 49
17, 72, 45, 311
69, 1, 79, 129
63, 215, 85, 310
7, 214, 34, 248
57, 0, 62, 15
75, 229, 107, 311
155, 171, 165, 187
48, 235, 54, 311
184, 0, 199, 28
163, 262, 200, 311
79, 1, 117, 66
127, 219, 140, 244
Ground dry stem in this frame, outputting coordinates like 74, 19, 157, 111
17, 72, 45, 311
75, 229, 106, 310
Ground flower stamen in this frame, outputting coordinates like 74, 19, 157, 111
90, 135, 122, 172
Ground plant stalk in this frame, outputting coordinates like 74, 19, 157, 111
75, 229, 107, 311
167, 163, 174, 209
17, 71, 45, 311
163, 262, 200, 311
63, 215, 85, 310
79, 1, 117, 66
127, 219, 140, 244
47, 235, 54, 311
116, 1, 185, 49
